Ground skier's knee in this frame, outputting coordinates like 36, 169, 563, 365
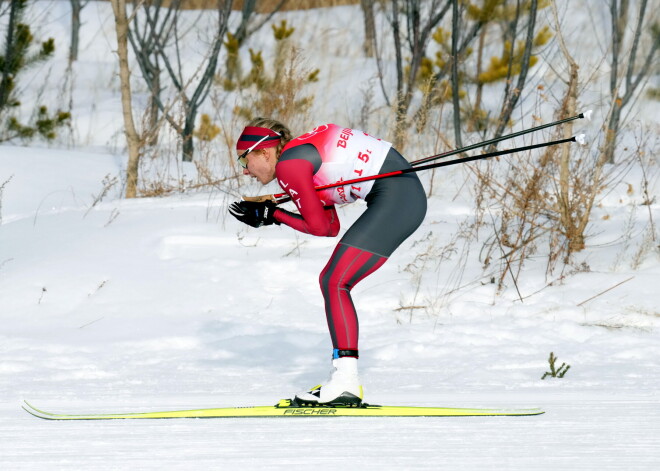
320, 263, 352, 295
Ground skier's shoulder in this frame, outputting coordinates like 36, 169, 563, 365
279, 143, 322, 173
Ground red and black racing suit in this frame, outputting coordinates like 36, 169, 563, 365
273, 125, 427, 358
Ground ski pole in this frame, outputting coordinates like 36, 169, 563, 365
243, 135, 585, 204
411, 110, 592, 166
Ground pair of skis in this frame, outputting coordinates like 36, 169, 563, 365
22, 399, 544, 420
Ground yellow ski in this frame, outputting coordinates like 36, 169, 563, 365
23, 400, 544, 420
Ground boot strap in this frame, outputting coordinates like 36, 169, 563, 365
333, 349, 359, 359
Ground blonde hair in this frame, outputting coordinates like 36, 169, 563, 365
247, 117, 293, 157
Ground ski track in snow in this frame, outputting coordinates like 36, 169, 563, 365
2, 399, 659, 470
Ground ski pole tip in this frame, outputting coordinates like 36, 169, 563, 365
575, 134, 587, 146
581, 110, 593, 121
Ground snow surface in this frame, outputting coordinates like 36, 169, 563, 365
1, 1, 660, 470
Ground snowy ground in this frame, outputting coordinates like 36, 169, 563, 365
2, 1, 660, 470
2, 144, 659, 470
3, 399, 659, 469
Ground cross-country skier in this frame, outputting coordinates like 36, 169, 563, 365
229, 118, 427, 406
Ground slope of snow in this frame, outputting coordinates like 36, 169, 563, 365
1, 1, 659, 470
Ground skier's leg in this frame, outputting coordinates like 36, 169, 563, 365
319, 243, 387, 353
296, 149, 427, 405
321, 147, 426, 355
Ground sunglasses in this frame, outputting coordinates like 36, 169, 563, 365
237, 132, 281, 169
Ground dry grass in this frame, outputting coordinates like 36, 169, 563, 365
235, 0, 359, 10
132, 0, 360, 11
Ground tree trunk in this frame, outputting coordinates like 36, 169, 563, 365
604, 0, 627, 164
182, 107, 196, 163
391, 0, 406, 148
491, 0, 538, 145
451, 0, 463, 149
603, 102, 622, 165
111, 0, 142, 199
470, 26, 487, 132
360, 0, 376, 57
234, 0, 257, 44
147, 59, 160, 147
69, 0, 82, 63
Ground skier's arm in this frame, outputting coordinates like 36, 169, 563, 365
274, 159, 340, 237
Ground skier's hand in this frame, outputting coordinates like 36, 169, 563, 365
229, 200, 280, 228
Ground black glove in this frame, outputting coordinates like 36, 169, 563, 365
228, 200, 280, 228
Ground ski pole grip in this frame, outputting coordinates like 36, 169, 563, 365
242, 194, 291, 205
242, 194, 278, 203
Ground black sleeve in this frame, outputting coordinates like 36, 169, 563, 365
279, 143, 322, 173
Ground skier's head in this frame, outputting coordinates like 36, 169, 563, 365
236, 118, 292, 159
236, 118, 292, 184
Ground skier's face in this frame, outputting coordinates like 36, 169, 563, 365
242, 147, 277, 185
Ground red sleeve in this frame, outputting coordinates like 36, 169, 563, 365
273, 159, 340, 237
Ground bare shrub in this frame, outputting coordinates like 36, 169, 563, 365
461, 1, 649, 288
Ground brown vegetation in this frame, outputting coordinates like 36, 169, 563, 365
130, 0, 359, 11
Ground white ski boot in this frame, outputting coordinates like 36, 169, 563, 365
294, 357, 363, 407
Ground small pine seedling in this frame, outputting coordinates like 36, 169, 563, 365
542, 352, 571, 379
